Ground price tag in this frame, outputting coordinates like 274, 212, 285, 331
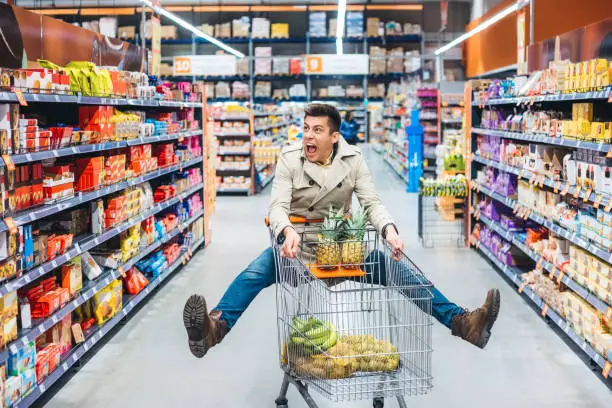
603, 361, 612, 379
14, 89, 28, 106
2, 154, 15, 172
583, 188, 593, 202
573, 186, 582, 199
561, 184, 570, 196
556, 270, 564, 285
4, 217, 17, 235
118, 266, 126, 278
518, 281, 528, 293
594, 195, 603, 208
536, 258, 543, 270
541, 304, 549, 317
523, 209, 531, 220
554, 181, 561, 194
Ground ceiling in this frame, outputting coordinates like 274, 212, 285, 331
16, 0, 472, 7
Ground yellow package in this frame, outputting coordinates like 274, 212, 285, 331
92, 280, 122, 325
271, 23, 289, 38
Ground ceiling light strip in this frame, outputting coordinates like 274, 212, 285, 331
140, 0, 245, 59
434, 3, 519, 55
336, 0, 347, 55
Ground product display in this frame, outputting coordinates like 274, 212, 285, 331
468, 56, 612, 383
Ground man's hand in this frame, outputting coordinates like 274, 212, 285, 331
281, 226, 300, 258
385, 226, 404, 261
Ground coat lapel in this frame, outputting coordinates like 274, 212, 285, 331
309, 138, 357, 207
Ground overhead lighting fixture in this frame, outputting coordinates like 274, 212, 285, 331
140, 0, 245, 58
434, 2, 519, 55
336, 0, 347, 55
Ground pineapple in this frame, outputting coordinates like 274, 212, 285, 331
341, 206, 367, 269
315, 207, 343, 269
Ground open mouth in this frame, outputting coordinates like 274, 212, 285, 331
305, 144, 317, 155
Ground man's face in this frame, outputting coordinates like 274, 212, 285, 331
303, 115, 340, 163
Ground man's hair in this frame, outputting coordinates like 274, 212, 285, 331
304, 104, 342, 134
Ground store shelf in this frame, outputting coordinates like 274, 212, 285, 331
253, 97, 307, 103
14, 235, 205, 408
253, 111, 290, 118
472, 155, 612, 223
254, 122, 289, 132
217, 150, 251, 156
473, 182, 612, 264
366, 34, 422, 44
472, 237, 611, 376
0, 156, 202, 234
472, 87, 612, 106
8, 130, 201, 166
442, 119, 463, 125
6, 206, 203, 361
217, 186, 251, 193
308, 36, 365, 44
309, 74, 365, 80
212, 115, 251, 121
0, 182, 203, 300
471, 128, 612, 153
0, 92, 201, 108
383, 156, 408, 183
254, 75, 306, 81
214, 131, 251, 137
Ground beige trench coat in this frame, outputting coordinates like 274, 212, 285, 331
268, 137, 395, 241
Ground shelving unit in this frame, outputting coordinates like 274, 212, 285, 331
417, 88, 439, 175
252, 108, 290, 192
0, 84, 209, 407
380, 100, 409, 183
467, 80, 612, 383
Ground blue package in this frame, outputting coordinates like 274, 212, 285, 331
21, 368, 36, 397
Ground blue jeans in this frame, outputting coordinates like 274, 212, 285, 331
214, 248, 465, 330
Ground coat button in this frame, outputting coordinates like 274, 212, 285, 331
308, 207, 314, 212
309, 180, 314, 186
337, 182, 342, 188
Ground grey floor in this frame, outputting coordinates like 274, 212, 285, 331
44, 147, 612, 408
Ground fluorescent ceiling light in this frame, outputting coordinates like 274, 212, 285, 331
140, 0, 245, 58
434, 3, 519, 55
336, 0, 347, 55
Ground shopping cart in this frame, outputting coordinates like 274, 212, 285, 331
269, 217, 434, 408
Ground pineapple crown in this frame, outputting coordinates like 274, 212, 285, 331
319, 205, 345, 241
343, 206, 367, 240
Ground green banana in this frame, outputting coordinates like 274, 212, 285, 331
320, 330, 338, 350
304, 322, 331, 340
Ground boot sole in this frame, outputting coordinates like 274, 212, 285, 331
477, 289, 500, 348
183, 294, 209, 358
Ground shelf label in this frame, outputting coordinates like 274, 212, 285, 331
556, 270, 564, 285
14, 89, 28, 106
541, 304, 549, 317
536, 257, 543, 270
594, 195, 603, 208
561, 184, 570, 196
118, 266, 126, 278
2, 155, 15, 172
518, 281, 528, 293
583, 188, 593, 202
603, 361, 612, 379
573, 186, 582, 199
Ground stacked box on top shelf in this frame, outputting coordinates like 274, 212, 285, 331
309, 12, 327, 37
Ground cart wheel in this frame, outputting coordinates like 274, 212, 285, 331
373, 397, 384, 408
275, 396, 288, 408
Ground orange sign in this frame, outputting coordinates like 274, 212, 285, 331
174, 57, 192, 75
306, 56, 323, 73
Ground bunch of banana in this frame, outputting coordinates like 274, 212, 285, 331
289, 317, 338, 352
340, 334, 401, 373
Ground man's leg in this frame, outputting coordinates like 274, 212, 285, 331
183, 247, 276, 358
364, 250, 500, 349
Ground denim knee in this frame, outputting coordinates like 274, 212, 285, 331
242, 247, 276, 287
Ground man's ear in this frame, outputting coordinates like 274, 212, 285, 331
331, 131, 341, 143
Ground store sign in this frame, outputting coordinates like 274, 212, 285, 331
305, 54, 369, 75
173, 55, 237, 76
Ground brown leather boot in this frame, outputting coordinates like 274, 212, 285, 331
451, 289, 500, 349
183, 294, 228, 358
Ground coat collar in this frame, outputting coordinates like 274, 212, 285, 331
300, 137, 358, 207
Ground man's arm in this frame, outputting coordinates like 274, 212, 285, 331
353, 154, 397, 237
268, 153, 293, 239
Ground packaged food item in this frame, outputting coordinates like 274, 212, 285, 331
5, 375, 21, 407
61, 257, 83, 296
8, 341, 36, 376
81, 251, 103, 280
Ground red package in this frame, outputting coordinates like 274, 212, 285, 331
124, 267, 149, 295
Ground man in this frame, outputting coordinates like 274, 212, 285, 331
339, 110, 360, 145
183, 104, 500, 358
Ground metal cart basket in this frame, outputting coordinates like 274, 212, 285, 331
270, 218, 434, 408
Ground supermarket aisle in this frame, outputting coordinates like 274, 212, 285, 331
43, 146, 612, 408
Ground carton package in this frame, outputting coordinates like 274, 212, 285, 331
236, 59, 250, 76
369, 46, 386, 75
160, 25, 177, 40
368, 83, 385, 98
254, 82, 271, 98
290, 58, 302, 75
232, 17, 250, 38
346, 12, 364, 37
309, 12, 327, 37
367, 17, 381, 37
117, 26, 136, 39
255, 47, 272, 75
215, 23, 231, 38
329, 18, 338, 37
387, 47, 404, 73
215, 82, 231, 99
271, 23, 289, 39
197, 24, 215, 37
252, 18, 270, 38
273, 58, 289, 75
99, 17, 117, 38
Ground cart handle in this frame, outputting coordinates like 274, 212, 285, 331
264, 216, 324, 227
